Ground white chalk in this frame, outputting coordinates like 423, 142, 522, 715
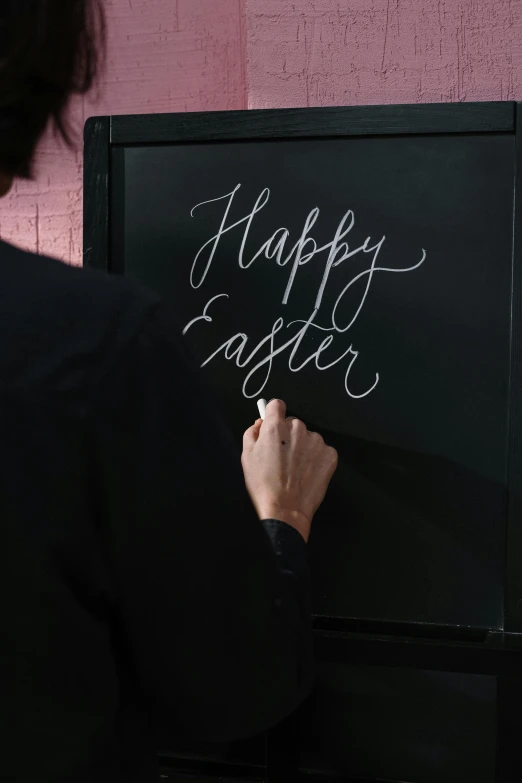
257, 399, 267, 420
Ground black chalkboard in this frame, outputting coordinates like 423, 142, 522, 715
84, 101, 522, 783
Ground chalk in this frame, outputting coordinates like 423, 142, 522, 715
257, 399, 267, 420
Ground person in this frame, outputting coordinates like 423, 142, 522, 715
0, 3, 338, 782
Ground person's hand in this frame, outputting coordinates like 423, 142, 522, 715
241, 399, 338, 542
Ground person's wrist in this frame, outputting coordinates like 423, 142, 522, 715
258, 506, 311, 542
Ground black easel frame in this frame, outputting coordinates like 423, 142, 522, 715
84, 101, 522, 783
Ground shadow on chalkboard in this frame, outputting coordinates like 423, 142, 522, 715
288, 412, 505, 627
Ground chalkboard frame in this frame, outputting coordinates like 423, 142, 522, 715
109, 101, 515, 143
84, 100, 522, 631
84, 100, 522, 783
506, 103, 522, 631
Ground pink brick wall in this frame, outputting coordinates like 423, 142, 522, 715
246, 0, 522, 108
0, 0, 246, 265
2, 0, 522, 264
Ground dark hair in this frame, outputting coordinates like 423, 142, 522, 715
0, 0, 106, 178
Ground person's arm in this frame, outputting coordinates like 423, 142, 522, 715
88, 300, 315, 742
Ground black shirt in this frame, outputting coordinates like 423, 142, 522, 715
0, 240, 314, 782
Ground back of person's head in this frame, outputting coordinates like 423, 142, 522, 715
0, 0, 106, 179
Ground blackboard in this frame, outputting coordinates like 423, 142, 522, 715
84, 102, 522, 783
87, 103, 522, 631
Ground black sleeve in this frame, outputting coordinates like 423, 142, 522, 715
89, 299, 315, 742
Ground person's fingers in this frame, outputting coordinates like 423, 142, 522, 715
289, 417, 307, 440
243, 419, 263, 449
325, 446, 339, 473
308, 430, 324, 447
264, 398, 287, 425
